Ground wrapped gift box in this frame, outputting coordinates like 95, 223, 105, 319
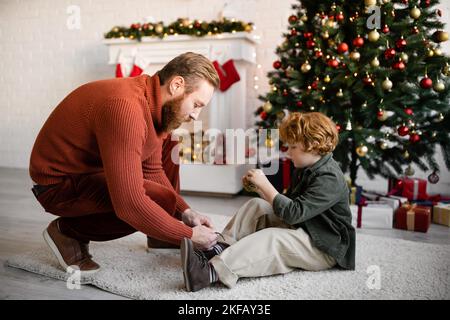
350, 203, 394, 229
394, 204, 431, 233
433, 203, 450, 227
401, 178, 428, 201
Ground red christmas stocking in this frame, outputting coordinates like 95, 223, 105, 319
115, 63, 124, 78
129, 54, 149, 77
213, 59, 240, 92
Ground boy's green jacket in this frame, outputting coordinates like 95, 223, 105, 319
273, 154, 356, 270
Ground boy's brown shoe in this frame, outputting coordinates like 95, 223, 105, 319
180, 238, 212, 292
43, 219, 100, 274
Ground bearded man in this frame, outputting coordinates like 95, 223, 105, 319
29, 52, 220, 274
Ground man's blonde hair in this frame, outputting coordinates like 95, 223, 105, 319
158, 52, 220, 93
279, 112, 339, 155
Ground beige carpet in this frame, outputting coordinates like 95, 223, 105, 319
5, 214, 450, 299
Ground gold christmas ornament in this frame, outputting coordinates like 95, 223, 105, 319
321, 31, 330, 39
356, 145, 368, 157
400, 53, 409, 63
402, 150, 410, 159
364, 0, 376, 6
327, 20, 336, 28
350, 51, 361, 61
433, 81, 445, 92
382, 77, 393, 91
301, 62, 312, 73
155, 24, 164, 33
301, 15, 308, 22
263, 101, 273, 112
324, 75, 331, 83
427, 48, 434, 57
370, 57, 380, 67
379, 141, 388, 150
382, 0, 391, 3
433, 31, 449, 43
434, 48, 442, 56
405, 165, 415, 177
243, 179, 258, 193
336, 88, 344, 97
442, 63, 450, 76
410, 6, 421, 19
368, 30, 380, 42
245, 24, 253, 32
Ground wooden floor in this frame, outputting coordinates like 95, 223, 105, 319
1, 167, 449, 300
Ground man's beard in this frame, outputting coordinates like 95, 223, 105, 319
161, 95, 187, 132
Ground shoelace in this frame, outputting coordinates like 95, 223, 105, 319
194, 249, 209, 268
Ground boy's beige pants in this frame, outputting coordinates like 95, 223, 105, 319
210, 198, 336, 288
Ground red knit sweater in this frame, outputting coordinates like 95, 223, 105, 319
29, 74, 193, 242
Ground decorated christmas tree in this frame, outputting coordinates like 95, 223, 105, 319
256, 0, 450, 185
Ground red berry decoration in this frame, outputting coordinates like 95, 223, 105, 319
260, 111, 268, 120
412, 26, 419, 34
296, 101, 303, 107
404, 108, 413, 115
423, 0, 431, 7
306, 40, 316, 49
337, 42, 349, 53
420, 76, 433, 89
393, 60, 406, 71
384, 48, 396, 60
303, 32, 313, 39
377, 110, 384, 118
328, 59, 339, 68
282, 89, 289, 96
273, 60, 282, 69
362, 75, 373, 86
336, 12, 345, 22
288, 15, 298, 24
398, 125, 409, 136
290, 29, 298, 36
395, 38, 407, 51
409, 133, 420, 143
382, 25, 390, 34
311, 81, 318, 90
352, 36, 364, 47
315, 50, 323, 58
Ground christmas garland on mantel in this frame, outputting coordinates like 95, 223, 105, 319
104, 18, 254, 41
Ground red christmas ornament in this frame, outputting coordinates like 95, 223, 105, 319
260, 111, 268, 120
362, 75, 373, 86
395, 38, 407, 51
423, 0, 431, 7
404, 108, 413, 115
282, 89, 289, 96
328, 59, 339, 68
194, 21, 201, 28
377, 110, 385, 118
336, 124, 342, 132
288, 15, 298, 24
290, 29, 298, 36
382, 25, 390, 34
303, 32, 313, 39
311, 81, 318, 90
398, 125, 409, 136
296, 101, 303, 107
420, 76, 433, 89
337, 42, 349, 53
352, 36, 364, 47
336, 12, 345, 22
393, 60, 406, 71
409, 133, 420, 143
273, 60, 282, 69
306, 40, 316, 49
315, 50, 323, 58
384, 48, 396, 60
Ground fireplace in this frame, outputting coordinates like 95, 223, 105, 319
104, 32, 259, 194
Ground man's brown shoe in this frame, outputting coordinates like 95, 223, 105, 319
43, 219, 100, 274
147, 236, 179, 249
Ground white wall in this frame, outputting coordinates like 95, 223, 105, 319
1, 0, 449, 194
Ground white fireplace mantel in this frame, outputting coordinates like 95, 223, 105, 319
103, 32, 259, 194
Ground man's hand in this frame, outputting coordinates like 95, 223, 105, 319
191, 225, 218, 250
182, 208, 214, 229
